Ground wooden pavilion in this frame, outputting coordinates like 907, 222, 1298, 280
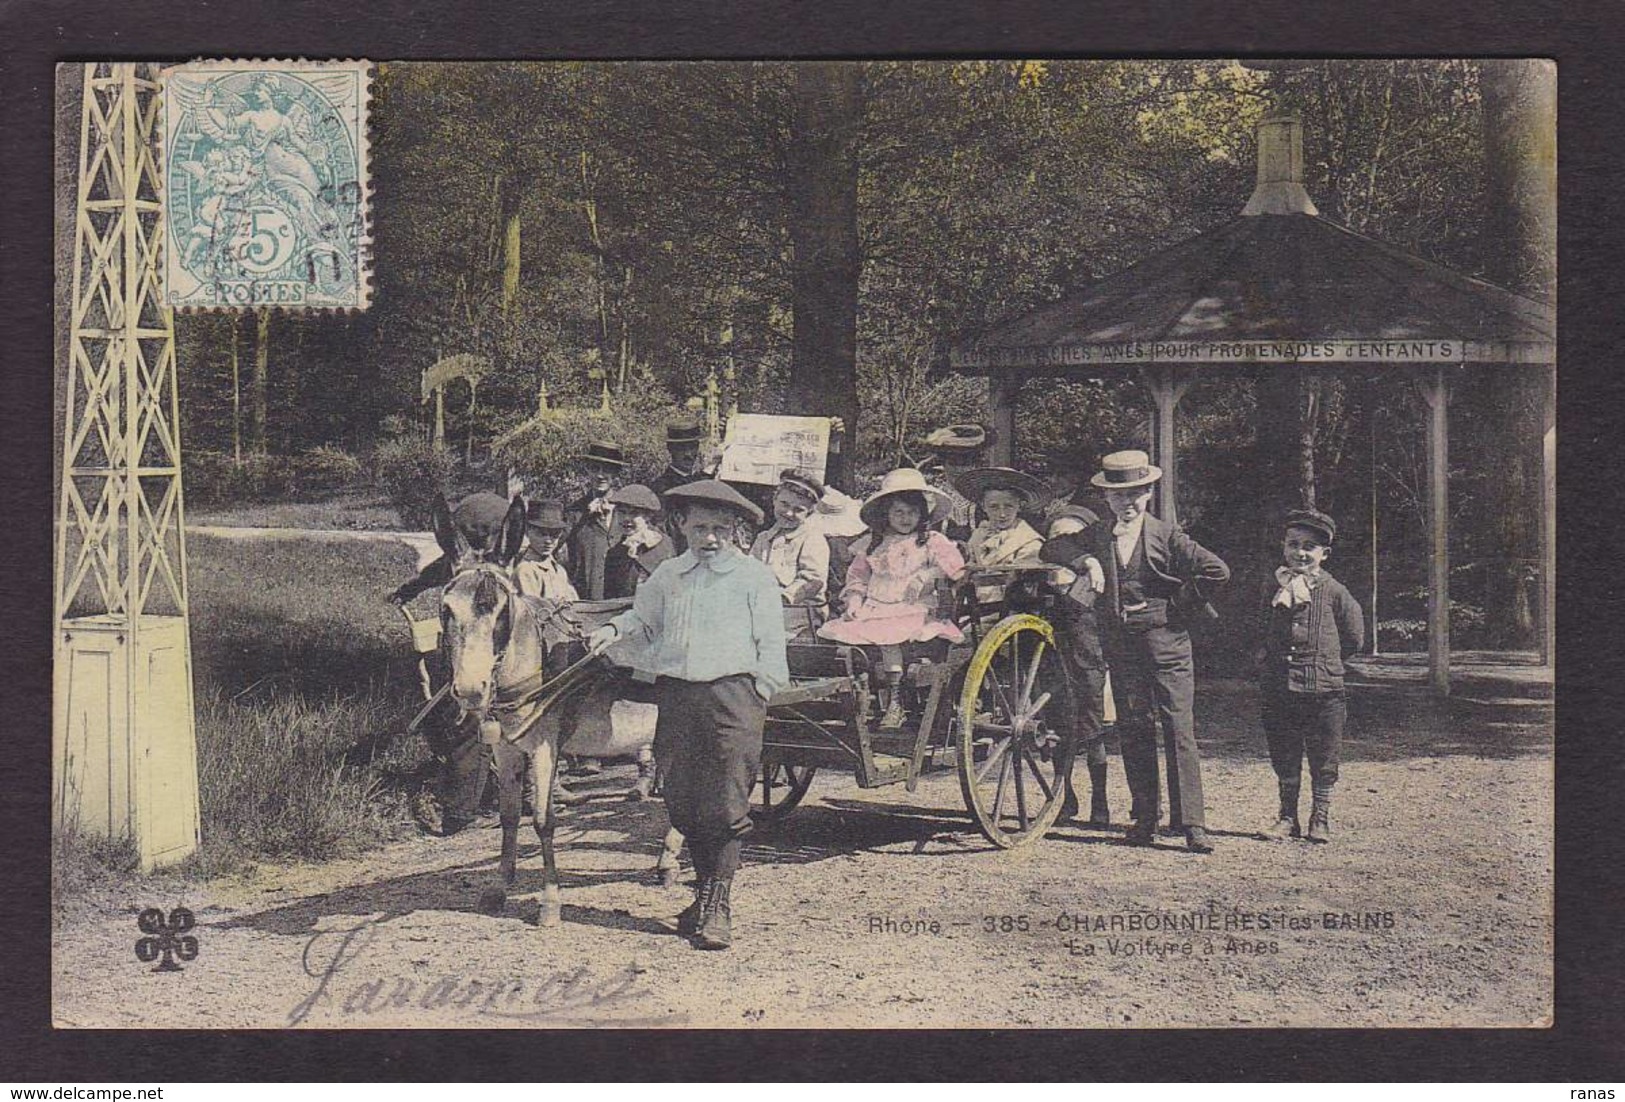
949, 115, 1555, 694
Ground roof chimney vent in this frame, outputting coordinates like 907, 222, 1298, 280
1241, 114, 1319, 216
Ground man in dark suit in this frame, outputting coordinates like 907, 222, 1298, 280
1088, 450, 1230, 854
564, 441, 628, 602
650, 418, 707, 497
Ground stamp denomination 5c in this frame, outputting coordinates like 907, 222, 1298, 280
162, 60, 371, 311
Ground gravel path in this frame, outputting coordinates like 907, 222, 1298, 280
53, 703, 1551, 1030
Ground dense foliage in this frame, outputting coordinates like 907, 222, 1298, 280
171, 60, 1549, 650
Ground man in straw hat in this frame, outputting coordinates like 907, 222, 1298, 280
1087, 450, 1230, 854
588, 480, 788, 950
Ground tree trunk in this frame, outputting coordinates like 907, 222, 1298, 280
501, 211, 522, 314
250, 308, 270, 456
581, 151, 612, 374
1478, 59, 1553, 648
1299, 373, 1321, 509
787, 62, 863, 487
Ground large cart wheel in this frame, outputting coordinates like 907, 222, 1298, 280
956, 613, 1076, 849
752, 761, 817, 824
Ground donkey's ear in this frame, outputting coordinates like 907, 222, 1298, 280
430, 493, 462, 561
496, 495, 528, 566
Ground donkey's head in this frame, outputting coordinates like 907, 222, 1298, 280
432, 492, 528, 717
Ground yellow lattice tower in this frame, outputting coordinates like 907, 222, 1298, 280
54, 62, 200, 870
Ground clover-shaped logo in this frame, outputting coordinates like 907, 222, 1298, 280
135, 907, 198, 972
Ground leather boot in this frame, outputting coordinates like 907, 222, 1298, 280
677, 877, 709, 937
693, 877, 733, 950
1087, 762, 1111, 827
1306, 785, 1332, 843
1125, 804, 1158, 846
1262, 780, 1301, 840
1185, 826, 1214, 854
626, 748, 657, 802
1059, 780, 1080, 822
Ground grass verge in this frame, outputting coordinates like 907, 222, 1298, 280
57, 532, 439, 894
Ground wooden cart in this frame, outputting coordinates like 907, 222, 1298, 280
755, 564, 1082, 849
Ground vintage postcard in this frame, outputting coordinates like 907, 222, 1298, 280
51, 59, 1554, 1030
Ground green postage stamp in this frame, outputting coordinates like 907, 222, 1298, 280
162, 60, 371, 310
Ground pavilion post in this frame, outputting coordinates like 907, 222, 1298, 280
1541, 364, 1555, 668
1419, 366, 1452, 695
989, 373, 1021, 467
1141, 365, 1194, 526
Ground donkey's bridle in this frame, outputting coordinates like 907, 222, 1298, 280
440, 557, 521, 712
441, 558, 595, 732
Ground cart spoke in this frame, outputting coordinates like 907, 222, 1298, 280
989, 748, 1012, 822
1019, 639, 1047, 710
975, 735, 1013, 785
1020, 745, 1054, 801
1012, 743, 1030, 829
984, 666, 1018, 724
1027, 690, 1052, 721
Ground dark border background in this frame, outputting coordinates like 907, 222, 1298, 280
4, 0, 1620, 1082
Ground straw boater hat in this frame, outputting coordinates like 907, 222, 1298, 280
776, 469, 825, 504
1283, 507, 1337, 544
1089, 449, 1163, 490
859, 467, 953, 531
524, 498, 568, 534
923, 424, 988, 452
953, 466, 1054, 510
607, 484, 661, 514
577, 440, 629, 469
662, 478, 764, 526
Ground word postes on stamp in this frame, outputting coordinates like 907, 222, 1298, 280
162, 60, 371, 311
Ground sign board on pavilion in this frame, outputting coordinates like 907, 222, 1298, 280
717, 414, 831, 486
953, 338, 1471, 369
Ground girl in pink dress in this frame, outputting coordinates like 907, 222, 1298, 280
818, 468, 967, 727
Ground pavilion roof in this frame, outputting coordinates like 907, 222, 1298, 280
951, 128, 1553, 373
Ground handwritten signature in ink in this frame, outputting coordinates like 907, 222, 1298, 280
287, 917, 679, 1027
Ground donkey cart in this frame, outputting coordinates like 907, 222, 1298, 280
755, 563, 1083, 850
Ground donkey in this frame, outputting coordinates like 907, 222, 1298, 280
431, 493, 589, 926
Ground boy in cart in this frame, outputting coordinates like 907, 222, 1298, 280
588, 480, 788, 950
749, 469, 832, 639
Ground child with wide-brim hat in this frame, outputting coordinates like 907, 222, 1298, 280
956, 466, 1052, 569
819, 468, 968, 728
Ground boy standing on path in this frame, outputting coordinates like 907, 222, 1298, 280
1088, 451, 1230, 854
1259, 509, 1365, 843
588, 480, 789, 950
